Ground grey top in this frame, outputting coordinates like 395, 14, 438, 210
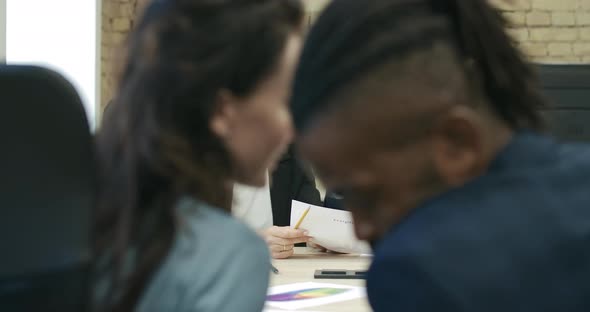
138, 197, 270, 312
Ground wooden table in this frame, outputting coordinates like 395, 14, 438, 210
268, 247, 372, 312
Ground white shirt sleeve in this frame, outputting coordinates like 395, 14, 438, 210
232, 179, 273, 231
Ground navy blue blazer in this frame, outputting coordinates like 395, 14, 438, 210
368, 132, 590, 312
270, 146, 323, 226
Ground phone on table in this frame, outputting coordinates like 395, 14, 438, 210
314, 269, 367, 279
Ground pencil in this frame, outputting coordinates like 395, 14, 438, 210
271, 264, 279, 274
294, 206, 311, 229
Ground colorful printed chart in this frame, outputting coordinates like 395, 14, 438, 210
265, 282, 365, 310
267, 287, 350, 302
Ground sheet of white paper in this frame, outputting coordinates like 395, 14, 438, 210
266, 282, 365, 310
290, 200, 371, 254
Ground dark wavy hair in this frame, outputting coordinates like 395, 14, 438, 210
93, 0, 303, 310
292, 0, 545, 132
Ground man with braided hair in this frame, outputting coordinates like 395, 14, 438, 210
291, 0, 590, 311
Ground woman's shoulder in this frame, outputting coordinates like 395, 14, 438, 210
170, 196, 269, 271
176, 196, 266, 245
138, 197, 269, 311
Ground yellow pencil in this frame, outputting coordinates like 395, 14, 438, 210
294, 206, 311, 229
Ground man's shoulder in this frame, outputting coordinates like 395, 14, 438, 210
554, 141, 590, 170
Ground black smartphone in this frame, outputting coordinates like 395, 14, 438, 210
314, 269, 367, 279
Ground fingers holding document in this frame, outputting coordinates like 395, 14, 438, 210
262, 226, 311, 259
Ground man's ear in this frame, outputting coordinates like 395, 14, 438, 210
210, 89, 239, 140
431, 106, 484, 186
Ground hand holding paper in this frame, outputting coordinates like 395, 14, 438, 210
290, 200, 371, 254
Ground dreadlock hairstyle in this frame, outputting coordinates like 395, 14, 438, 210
291, 0, 546, 133
93, 0, 303, 311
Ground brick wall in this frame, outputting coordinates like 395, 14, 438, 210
99, 0, 322, 111
100, 0, 590, 111
304, 1, 590, 63
493, 0, 590, 63
101, 0, 149, 110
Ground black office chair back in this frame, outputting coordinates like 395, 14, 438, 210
537, 64, 590, 142
0, 65, 95, 311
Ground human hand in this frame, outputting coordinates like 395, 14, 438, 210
307, 241, 347, 254
261, 226, 311, 259
306, 241, 328, 252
